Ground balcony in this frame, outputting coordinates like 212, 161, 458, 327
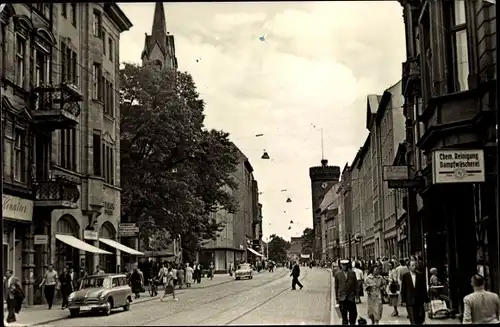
31, 83, 83, 130
34, 176, 80, 209
402, 55, 422, 98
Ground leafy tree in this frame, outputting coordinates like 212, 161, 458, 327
120, 63, 239, 258
301, 228, 314, 255
268, 234, 290, 263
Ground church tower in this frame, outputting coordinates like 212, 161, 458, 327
141, 2, 178, 70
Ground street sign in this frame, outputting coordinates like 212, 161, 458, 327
34, 235, 48, 245
432, 149, 485, 184
383, 165, 409, 181
118, 223, 139, 237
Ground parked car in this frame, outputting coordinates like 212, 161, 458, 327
68, 273, 133, 317
235, 263, 253, 280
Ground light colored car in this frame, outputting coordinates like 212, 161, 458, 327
68, 274, 133, 317
235, 263, 253, 280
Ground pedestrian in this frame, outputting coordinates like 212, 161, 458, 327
94, 265, 105, 275
209, 262, 215, 280
59, 265, 73, 309
195, 262, 202, 283
364, 264, 386, 325
185, 263, 194, 287
387, 261, 400, 317
171, 264, 178, 288
400, 260, 429, 325
353, 262, 364, 304
177, 264, 185, 289
39, 264, 58, 309
290, 261, 303, 290
76, 268, 87, 291
4, 269, 23, 323
160, 267, 178, 301
129, 265, 144, 299
334, 259, 357, 325
228, 262, 233, 277
462, 274, 500, 324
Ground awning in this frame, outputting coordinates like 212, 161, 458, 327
99, 238, 144, 256
55, 234, 112, 254
301, 254, 311, 259
247, 247, 263, 257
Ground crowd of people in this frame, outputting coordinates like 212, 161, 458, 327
331, 256, 500, 325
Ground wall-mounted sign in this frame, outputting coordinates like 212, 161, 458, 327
432, 149, 485, 184
3, 195, 34, 222
104, 202, 115, 215
118, 223, 139, 237
383, 166, 409, 181
84, 230, 98, 241
34, 235, 48, 245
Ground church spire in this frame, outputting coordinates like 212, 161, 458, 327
152, 2, 167, 39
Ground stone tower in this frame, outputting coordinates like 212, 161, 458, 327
309, 159, 340, 261
141, 2, 178, 70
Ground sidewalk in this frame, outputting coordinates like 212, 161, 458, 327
4, 274, 235, 326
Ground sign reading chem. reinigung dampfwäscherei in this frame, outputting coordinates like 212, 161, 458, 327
432, 149, 485, 184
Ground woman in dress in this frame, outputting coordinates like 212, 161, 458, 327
185, 263, 194, 288
387, 261, 400, 317
160, 267, 178, 301
364, 264, 386, 325
353, 261, 364, 304
129, 266, 143, 299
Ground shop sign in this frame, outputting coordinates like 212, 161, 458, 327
432, 149, 485, 184
118, 223, 139, 237
3, 195, 34, 222
34, 235, 48, 245
84, 230, 98, 241
104, 202, 115, 215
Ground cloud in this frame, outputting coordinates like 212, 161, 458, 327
118, 1, 406, 240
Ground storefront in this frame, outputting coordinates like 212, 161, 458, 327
99, 222, 117, 273
55, 215, 81, 272
3, 194, 34, 304
98, 234, 144, 273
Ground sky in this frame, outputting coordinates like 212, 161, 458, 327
118, 1, 406, 242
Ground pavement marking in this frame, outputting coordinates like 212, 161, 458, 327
223, 270, 311, 325
138, 270, 290, 326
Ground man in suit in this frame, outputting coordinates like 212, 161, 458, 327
400, 260, 430, 324
334, 259, 358, 325
4, 269, 22, 323
290, 261, 303, 290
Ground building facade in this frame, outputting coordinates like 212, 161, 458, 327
318, 181, 342, 260
398, 0, 498, 314
200, 145, 261, 270
309, 159, 340, 260
1, 3, 132, 305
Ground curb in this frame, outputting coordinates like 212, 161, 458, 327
28, 278, 236, 326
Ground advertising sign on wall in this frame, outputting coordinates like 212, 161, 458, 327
432, 149, 485, 184
3, 195, 34, 222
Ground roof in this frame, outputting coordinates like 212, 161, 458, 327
319, 182, 341, 213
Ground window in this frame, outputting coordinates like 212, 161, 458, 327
34, 49, 48, 87
93, 10, 102, 38
104, 79, 114, 116
61, 3, 67, 17
108, 37, 113, 61
60, 129, 76, 171
14, 130, 25, 183
15, 35, 25, 87
449, 0, 469, 92
93, 132, 102, 176
71, 3, 77, 26
61, 42, 78, 85
1, 25, 5, 76
102, 30, 106, 55
92, 63, 102, 100
103, 145, 114, 185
